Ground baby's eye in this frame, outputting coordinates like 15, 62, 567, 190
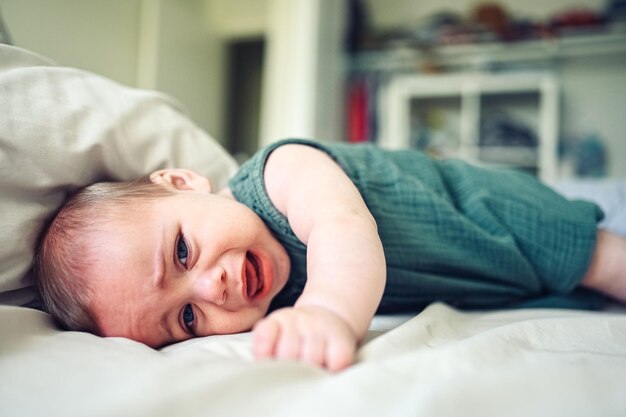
182, 304, 195, 335
176, 234, 189, 267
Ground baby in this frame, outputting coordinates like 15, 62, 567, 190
34, 139, 626, 371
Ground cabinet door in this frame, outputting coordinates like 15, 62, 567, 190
379, 72, 559, 181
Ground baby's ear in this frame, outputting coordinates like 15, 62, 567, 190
149, 169, 212, 193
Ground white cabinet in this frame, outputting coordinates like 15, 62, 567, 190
378, 72, 559, 182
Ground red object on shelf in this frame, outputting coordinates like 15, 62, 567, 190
347, 79, 369, 143
549, 8, 605, 30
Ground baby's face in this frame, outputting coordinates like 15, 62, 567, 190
87, 189, 290, 348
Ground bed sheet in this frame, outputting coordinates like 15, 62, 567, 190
1, 303, 625, 417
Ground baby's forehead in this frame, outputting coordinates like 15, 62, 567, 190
84, 211, 160, 283
96, 196, 159, 223
80, 203, 156, 255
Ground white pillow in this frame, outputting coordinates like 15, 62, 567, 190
0, 44, 238, 307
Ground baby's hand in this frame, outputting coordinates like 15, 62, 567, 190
252, 305, 358, 372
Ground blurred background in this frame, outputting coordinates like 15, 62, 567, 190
1, 0, 625, 180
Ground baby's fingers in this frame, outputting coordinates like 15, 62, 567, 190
252, 319, 279, 359
300, 333, 325, 367
324, 338, 355, 372
274, 327, 302, 361
253, 317, 304, 362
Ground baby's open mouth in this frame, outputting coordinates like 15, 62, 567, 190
245, 251, 264, 300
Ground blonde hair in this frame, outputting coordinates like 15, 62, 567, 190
33, 177, 173, 334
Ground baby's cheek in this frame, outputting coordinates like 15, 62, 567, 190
213, 307, 267, 335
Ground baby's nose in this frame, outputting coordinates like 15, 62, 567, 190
193, 268, 227, 305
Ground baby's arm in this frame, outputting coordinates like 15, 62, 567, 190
252, 144, 386, 371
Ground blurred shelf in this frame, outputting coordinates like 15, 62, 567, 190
476, 146, 538, 167
350, 29, 626, 73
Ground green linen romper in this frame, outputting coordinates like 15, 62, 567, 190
229, 139, 605, 313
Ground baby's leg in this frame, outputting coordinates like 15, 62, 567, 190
580, 229, 626, 303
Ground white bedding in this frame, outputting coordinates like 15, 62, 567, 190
1, 303, 625, 417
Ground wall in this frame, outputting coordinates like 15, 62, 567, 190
1, 0, 229, 143
155, 0, 225, 139
1, 0, 141, 87
204, 0, 267, 38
